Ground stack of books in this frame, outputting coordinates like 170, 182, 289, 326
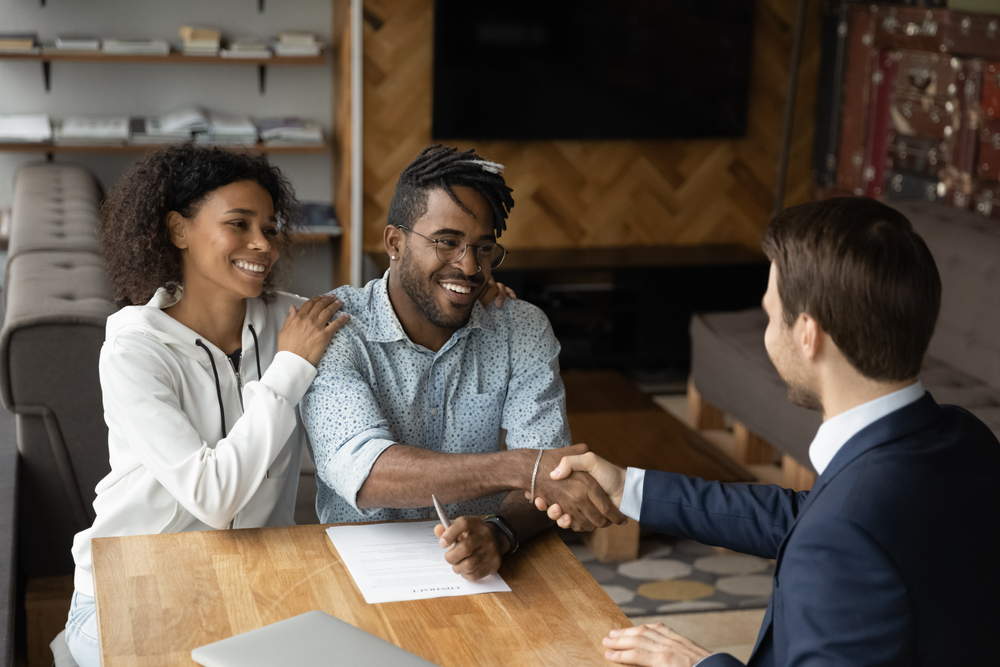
271, 31, 321, 57
0, 33, 39, 54
52, 34, 100, 51
256, 117, 323, 146
54, 116, 129, 145
196, 112, 258, 145
129, 117, 191, 145
0, 114, 52, 142
158, 107, 210, 134
221, 36, 271, 59
179, 26, 220, 56
102, 38, 170, 55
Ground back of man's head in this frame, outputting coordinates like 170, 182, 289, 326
386, 144, 514, 237
761, 197, 941, 382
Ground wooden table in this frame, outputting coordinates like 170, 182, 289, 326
562, 370, 753, 561
92, 525, 630, 666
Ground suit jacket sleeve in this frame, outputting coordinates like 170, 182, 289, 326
778, 515, 912, 665
640, 471, 809, 559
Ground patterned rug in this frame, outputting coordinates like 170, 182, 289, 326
562, 531, 775, 617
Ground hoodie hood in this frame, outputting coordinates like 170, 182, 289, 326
106, 286, 271, 362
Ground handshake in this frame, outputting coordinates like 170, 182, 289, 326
527, 443, 628, 531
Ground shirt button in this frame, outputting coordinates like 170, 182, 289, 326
430, 408, 438, 415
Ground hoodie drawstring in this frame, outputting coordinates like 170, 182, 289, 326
195, 339, 227, 436
247, 324, 262, 380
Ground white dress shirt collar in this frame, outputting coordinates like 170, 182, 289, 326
808, 381, 925, 475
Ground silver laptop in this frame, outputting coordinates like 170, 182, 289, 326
191, 610, 439, 667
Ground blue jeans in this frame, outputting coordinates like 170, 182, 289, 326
65, 590, 100, 667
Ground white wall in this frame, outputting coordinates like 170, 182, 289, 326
0, 0, 334, 211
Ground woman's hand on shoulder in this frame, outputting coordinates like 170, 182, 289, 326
278, 295, 349, 366
479, 276, 517, 309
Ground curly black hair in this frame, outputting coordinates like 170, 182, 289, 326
99, 144, 298, 305
386, 145, 514, 237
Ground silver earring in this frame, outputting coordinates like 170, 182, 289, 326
391, 255, 396, 260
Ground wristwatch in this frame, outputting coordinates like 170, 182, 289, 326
483, 515, 518, 557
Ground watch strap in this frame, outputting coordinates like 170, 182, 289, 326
483, 515, 518, 557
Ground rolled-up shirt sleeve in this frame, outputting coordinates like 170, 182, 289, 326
300, 328, 395, 516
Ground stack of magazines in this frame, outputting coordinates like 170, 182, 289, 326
196, 112, 258, 145
0, 114, 51, 142
52, 34, 100, 51
54, 116, 129, 144
271, 31, 322, 57
179, 26, 220, 56
221, 36, 271, 59
256, 117, 323, 146
102, 38, 170, 55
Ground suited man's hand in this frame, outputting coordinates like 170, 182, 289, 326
603, 624, 711, 666
531, 448, 627, 530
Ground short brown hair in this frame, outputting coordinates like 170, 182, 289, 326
761, 197, 940, 382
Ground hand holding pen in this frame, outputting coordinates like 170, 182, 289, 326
432, 494, 505, 582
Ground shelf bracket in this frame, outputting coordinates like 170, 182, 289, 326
42, 61, 51, 92
258, 65, 267, 94
40, 0, 46, 6
258, 0, 265, 13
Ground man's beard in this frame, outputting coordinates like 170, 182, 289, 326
786, 381, 822, 412
398, 252, 482, 330
769, 333, 823, 412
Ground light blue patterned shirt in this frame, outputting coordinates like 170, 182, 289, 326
301, 271, 571, 523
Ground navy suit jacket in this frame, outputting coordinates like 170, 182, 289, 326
640, 394, 999, 666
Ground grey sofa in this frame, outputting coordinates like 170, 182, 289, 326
690, 199, 1000, 475
0, 163, 321, 591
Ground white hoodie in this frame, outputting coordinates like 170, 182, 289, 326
71, 287, 316, 597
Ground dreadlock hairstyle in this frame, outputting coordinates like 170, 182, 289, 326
386, 145, 514, 237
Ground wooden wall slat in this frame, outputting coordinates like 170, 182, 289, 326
355, 0, 820, 256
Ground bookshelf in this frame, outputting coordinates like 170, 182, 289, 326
0, 142, 328, 156
0, 51, 327, 93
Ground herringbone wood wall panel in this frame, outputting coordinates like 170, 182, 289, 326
354, 0, 820, 254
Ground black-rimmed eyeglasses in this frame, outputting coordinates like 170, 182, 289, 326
396, 225, 507, 270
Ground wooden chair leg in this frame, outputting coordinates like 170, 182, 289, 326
782, 455, 817, 491
582, 519, 641, 563
687, 378, 725, 430
733, 422, 777, 465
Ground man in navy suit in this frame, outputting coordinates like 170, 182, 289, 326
536, 197, 999, 666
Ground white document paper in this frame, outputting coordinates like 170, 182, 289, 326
325, 521, 511, 604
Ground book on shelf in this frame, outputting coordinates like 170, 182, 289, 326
54, 34, 100, 50
220, 36, 271, 59
272, 30, 322, 57
0, 33, 38, 51
298, 202, 340, 232
179, 26, 221, 42
256, 117, 323, 145
54, 116, 129, 144
271, 41, 322, 57
158, 107, 209, 134
101, 38, 170, 55
0, 114, 52, 142
179, 25, 221, 56
195, 112, 258, 145
128, 117, 191, 144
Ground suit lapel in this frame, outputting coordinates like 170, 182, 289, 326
748, 393, 942, 663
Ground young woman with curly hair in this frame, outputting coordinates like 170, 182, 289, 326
63, 145, 349, 667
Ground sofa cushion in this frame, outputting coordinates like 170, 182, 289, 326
8, 163, 102, 260
893, 199, 1000, 390
690, 309, 822, 470
691, 309, 1000, 472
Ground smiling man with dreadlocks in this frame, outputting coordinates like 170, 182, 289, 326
301, 145, 625, 580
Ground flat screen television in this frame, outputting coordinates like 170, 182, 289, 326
432, 0, 756, 141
